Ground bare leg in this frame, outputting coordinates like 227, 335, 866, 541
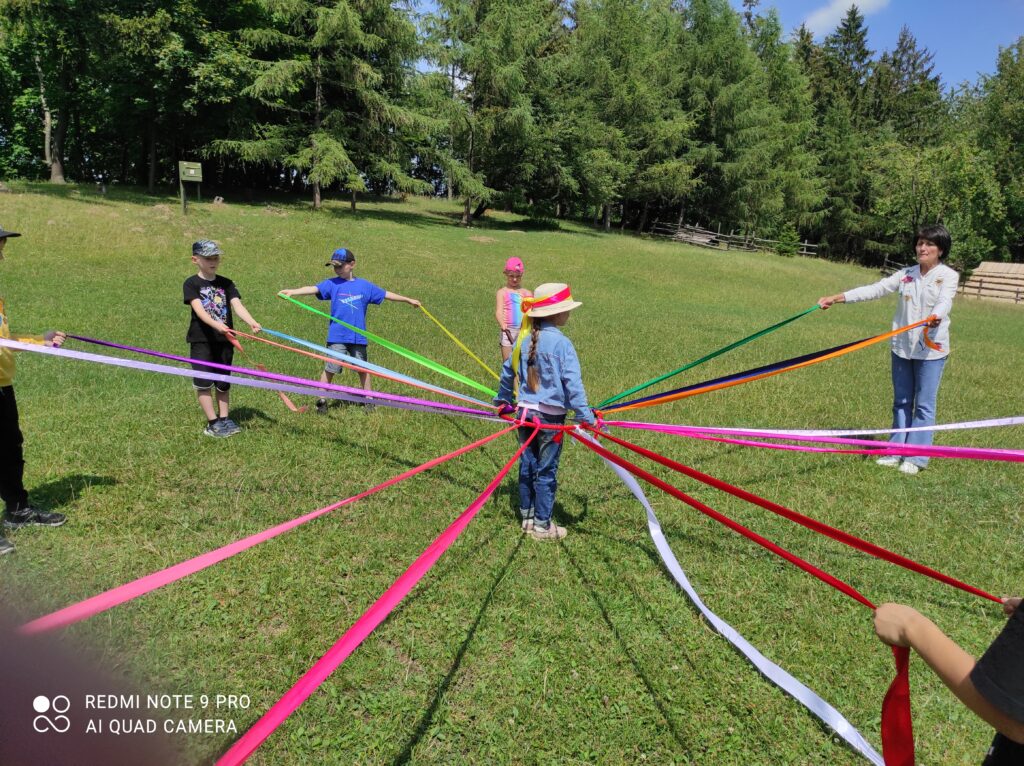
501, 346, 512, 363
216, 389, 230, 419
196, 389, 217, 420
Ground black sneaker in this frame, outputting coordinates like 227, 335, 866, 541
219, 417, 242, 436
3, 505, 67, 529
316, 398, 329, 415
0, 536, 14, 555
203, 420, 231, 438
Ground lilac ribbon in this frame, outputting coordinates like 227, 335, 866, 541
2, 339, 495, 419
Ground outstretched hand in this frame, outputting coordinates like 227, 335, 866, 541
44, 331, 66, 348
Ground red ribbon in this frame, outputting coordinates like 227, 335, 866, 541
572, 432, 918, 765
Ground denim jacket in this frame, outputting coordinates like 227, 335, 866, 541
495, 323, 595, 425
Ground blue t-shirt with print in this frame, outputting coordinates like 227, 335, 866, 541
316, 276, 386, 344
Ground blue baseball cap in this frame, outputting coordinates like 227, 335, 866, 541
0, 224, 22, 239
192, 240, 222, 258
325, 247, 355, 266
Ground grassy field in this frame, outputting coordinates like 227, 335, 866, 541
1, 182, 1022, 765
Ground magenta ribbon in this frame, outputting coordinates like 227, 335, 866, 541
20, 425, 518, 635
606, 421, 1024, 462
217, 427, 539, 765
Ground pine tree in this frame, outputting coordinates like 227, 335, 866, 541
211, 0, 431, 209
822, 5, 873, 125
866, 25, 945, 145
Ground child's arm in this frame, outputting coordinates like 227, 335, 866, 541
384, 291, 421, 307
874, 603, 1024, 743
189, 298, 230, 335
495, 289, 507, 330
12, 330, 66, 347
279, 286, 319, 297
229, 298, 262, 333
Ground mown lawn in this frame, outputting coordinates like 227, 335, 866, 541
1, 183, 1022, 765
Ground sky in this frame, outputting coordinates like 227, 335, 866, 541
734, 0, 1024, 87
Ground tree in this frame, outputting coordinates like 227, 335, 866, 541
822, 4, 873, 125
866, 25, 945, 146
976, 37, 1024, 254
212, 0, 432, 209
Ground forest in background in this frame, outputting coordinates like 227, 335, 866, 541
1, 0, 1022, 267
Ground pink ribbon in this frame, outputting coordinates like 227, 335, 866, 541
20, 425, 517, 635
217, 427, 539, 765
606, 421, 1024, 462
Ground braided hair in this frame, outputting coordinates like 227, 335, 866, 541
525, 321, 541, 393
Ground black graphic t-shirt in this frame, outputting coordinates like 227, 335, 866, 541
183, 274, 240, 343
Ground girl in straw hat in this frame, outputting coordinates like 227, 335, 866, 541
494, 283, 595, 541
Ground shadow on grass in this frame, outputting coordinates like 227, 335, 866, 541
29, 473, 117, 511
428, 209, 604, 238
229, 406, 275, 426
560, 541, 695, 753
390, 533, 524, 766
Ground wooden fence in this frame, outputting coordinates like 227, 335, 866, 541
649, 222, 818, 256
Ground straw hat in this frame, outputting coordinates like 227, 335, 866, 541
526, 283, 582, 318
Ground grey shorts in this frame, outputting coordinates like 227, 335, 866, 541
324, 342, 368, 374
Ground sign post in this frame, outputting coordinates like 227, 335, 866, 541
178, 161, 203, 214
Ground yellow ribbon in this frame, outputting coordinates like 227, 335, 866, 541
418, 305, 499, 381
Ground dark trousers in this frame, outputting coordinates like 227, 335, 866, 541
0, 385, 28, 513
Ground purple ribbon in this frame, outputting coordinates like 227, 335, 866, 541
4, 338, 495, 419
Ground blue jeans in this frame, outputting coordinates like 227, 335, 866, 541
890, 353, 947, 468
516, 411, 566, 525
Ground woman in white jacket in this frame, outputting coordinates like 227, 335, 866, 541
818, 224, 958, 476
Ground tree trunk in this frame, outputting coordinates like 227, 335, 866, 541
619, 202, 628, 232
351, 189, 357, 212
313, 181, 322, 210
676, 202, 686, 227
50, 108, 68, 184
472, 200, 488, 220
34, 56, 65, 184
147, 119, 157, 194
637, 201, 650, 233
462, 197, 471, 226
602, 204, 610, 232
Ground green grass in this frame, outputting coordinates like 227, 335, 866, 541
1, 182, 1023, 765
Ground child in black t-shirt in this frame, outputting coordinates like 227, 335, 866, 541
874, 598, 1024, 764
183, 240, 261, 438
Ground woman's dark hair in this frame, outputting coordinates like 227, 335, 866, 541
914, 223, 951, 259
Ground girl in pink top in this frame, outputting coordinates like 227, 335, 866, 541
495, 257, 533, 362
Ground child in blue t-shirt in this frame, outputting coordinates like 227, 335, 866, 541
279, 247, 420, 413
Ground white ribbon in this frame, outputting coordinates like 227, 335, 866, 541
578, 430, 884, 765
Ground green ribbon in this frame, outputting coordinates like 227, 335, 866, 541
597, 305, 821, 408
277, 293, 498, 398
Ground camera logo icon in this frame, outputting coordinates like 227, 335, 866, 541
32, 695, 71, 733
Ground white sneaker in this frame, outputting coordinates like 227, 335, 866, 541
530, 523, 567, 541
876, 456, 901, 467
898, 462, 920, 476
